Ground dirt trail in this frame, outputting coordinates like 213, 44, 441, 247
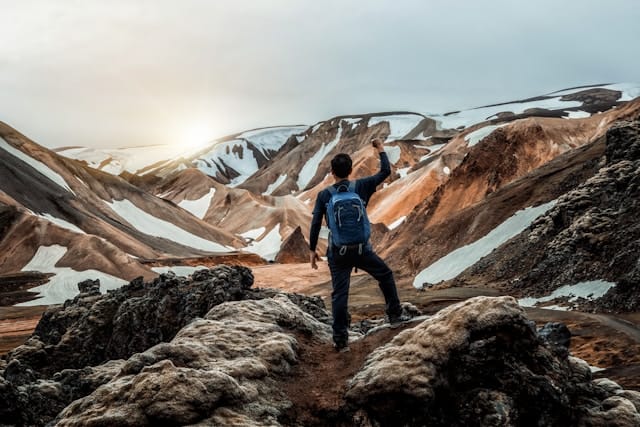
281, 321, 420, 426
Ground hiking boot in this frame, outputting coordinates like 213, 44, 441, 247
334, 340, 350, 353
387, 311, 412, 327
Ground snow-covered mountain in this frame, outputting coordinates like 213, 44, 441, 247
3, 83, 640, 307
0, 122, 254, 305
57, 126, 308, 183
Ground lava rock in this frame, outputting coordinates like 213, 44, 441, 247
53, 295, 332, 426
345, 296, 640, 426
77, 278, 100, 295
0, 265, 328, 426
538, 322, 571, 358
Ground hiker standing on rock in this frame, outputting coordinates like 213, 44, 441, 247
309, 137, 408, 352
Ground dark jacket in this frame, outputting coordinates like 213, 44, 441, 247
309, 152, 390, 251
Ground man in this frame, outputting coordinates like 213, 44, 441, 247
309, 138, 408, 352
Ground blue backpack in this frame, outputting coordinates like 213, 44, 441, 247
326, 182, 371, 252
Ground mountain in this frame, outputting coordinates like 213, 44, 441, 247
0, 122, 251, 305
3, 83, 640, 307
56, 125, 308, 181
2, 82, 640, 426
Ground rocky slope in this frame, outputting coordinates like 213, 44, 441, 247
449, 119, 640, 312
382, 97, 640, 278
0, 122, 255, 305
1, 267, 639, 426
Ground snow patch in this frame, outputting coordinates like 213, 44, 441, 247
342, 118, 362, 125
418, 143, 447, 161
297, 128, 343, 190
243, 224, 282, 261
464, 124, 508, 147
240, 227, 266, 241
413, 201, 557, 288
433, 97, 583, 130
1, 138, 74, 194
237, 126, 307, 156
566, 110, 591, 119
156, 190, 174, 199
385, 146, 402, 164
262, 174, 288, 196
17, 245, 128, 306
58, 144, 184, 175
603, 82, 640, 101
518, 280, 616, 308
194, 139, 259, 187
178, 188, 216, 219
38, 213, 85, 234
107, 199, 231, 252
388, 216, 406, 230
397, 167, 411, 178
368, 114, 424, 142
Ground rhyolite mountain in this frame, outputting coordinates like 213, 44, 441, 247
2, 83, 640, 425
5, 82, 636, 307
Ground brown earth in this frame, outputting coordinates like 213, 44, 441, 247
0, 305, 47, 355
281, 322, 420, 426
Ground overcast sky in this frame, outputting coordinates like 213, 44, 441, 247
1, 0, 638, 149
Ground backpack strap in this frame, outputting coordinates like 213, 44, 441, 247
328, 181, 351, 194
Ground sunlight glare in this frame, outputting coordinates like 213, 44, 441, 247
182, 123, 214, 150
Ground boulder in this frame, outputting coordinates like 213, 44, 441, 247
345, 296, 640, 426
0, 265, 329, 426
54, 295, 332, 426
275, 226, 310, 264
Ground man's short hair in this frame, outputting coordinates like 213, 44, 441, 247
331, 153, 352, 179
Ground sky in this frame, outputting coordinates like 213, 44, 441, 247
1, 0, 639, 149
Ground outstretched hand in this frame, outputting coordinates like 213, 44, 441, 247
310, 250, 321, 270
371, 137, 385, 153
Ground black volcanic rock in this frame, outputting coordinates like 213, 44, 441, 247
3, 290, 640, 426
463, 120, 640, 312
538, 322, 572, 359
0, 265, 329, 426
560, 88, 623, 113
346, 297, 640, 426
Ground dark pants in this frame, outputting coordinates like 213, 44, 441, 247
327, 244, 402, 344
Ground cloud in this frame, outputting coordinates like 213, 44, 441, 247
0, 0, 638, 148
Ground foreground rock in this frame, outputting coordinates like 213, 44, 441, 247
55, 295, 332, 426
0, 265, 330, 426
2, 272, 639, 426
346, 296, 640, 426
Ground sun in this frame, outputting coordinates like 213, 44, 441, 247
182, 123, 215, 150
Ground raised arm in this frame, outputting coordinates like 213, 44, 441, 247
357, 138, 391, 198
370, 138, 391, 186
